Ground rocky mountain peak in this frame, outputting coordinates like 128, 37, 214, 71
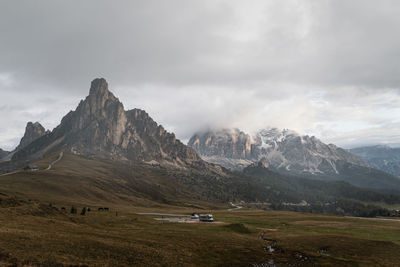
12, 78, 204, 169
16, 121, 47, 151
89, 78, 109, 97
83, 78, 121, 117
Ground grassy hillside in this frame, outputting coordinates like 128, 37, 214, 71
243, 166, 400, 202
0, 153, 226, 209
1, 153, 399, 217
275, 160, 400, 194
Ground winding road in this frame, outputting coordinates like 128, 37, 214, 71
45, 152, 63, 170
0, 170, 20, 177
0, 151, 64, 176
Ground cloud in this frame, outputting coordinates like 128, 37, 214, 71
0, 0, 399, 150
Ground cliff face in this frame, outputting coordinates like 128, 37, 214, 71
188, 129, 252, 159
188, 129, 253, 170
188, 128, 369, 175
12, 78, 202, 167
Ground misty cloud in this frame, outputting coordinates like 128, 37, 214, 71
1, 0, 400, 150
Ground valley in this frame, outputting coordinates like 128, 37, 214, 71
1, 78, 400, 266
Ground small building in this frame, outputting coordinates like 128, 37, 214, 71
23, 165, 39, 171
390, 209, 400, 217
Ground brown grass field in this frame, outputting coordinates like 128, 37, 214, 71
1, 200, 400, 266
0, 154, 400, 266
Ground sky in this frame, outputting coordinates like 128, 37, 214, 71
1, 0, 400, 151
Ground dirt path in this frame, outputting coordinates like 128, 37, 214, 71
0, 152, 64, 176
228, 202, 243, 211
0, 170, 20, 177
45, 152, 63, 171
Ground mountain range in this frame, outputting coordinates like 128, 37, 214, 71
188, 128, 400, 193
0, 78, 400, 217
188, 128, 368, 173
350, 145, 400, 176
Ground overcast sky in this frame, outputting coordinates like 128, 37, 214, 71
1, 0, 400, 151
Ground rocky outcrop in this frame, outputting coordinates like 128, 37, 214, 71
188, 129, 254, 170
16, 122, 48, 151
188, 129, 252, 159
246, 157, 269, 170
12, 78, 203, 168
0, 122, 48, 163
188, 128, 369, 176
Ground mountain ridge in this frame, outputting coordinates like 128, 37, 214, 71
189, 128, 368, 173
350, 145, 400, 176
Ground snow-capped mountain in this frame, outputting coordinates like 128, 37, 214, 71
189, 128, 400, 192
251, 128, 369, 175
189, 127, 369, 175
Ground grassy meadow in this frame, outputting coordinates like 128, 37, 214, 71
0, 153, 399, 266
0, 200, 399, 266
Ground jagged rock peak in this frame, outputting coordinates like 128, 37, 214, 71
76, 78, 122, 120
16, 121, 47, 151
89, 78, 109, 97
